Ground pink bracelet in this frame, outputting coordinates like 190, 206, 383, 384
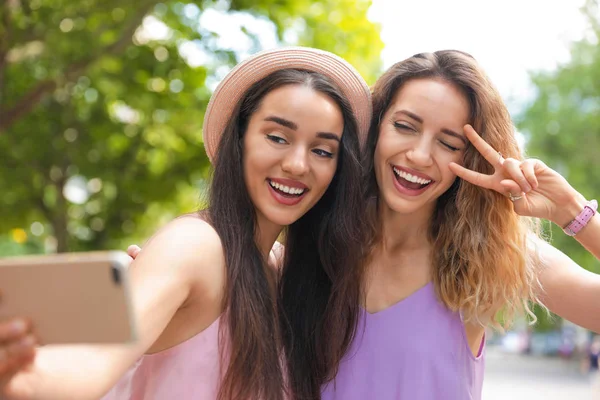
562, 199, 598, 236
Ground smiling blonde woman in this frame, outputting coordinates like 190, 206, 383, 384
322, 50, 600, 400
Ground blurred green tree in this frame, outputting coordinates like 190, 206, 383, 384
518, 0, 600, 274
0, 230, 44, 256
517, 0, 600, 330
0, 0, 383, 253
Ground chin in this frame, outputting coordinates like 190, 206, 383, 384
265, 210, 305, 227
382, 191, 422, 214
387, 202, 416, 215
273, 217, 301, 227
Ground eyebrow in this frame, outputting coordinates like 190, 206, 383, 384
265, 116, 297, 130
316, 132, 340, 142
264, 115, 340, 142
394, 110, 467, 145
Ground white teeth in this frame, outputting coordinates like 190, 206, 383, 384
269, 180, 305, 195
393, 167, 432, 185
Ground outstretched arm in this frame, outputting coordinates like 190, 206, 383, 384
0, 216, 223, 400
449, 125, 600, 332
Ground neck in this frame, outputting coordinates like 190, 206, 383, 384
377, 196, 433, 254
366, 197, 435, 292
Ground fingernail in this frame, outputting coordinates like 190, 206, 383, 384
524, 185, 532, 193
10, 320, 26, 335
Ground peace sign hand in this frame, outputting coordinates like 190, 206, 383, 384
448, 125, 585, 226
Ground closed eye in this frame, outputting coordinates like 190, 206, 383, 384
312, 148, 334, 158
439, 141, 460, 152
266, 134, 287, 144
393, 122, 416, 132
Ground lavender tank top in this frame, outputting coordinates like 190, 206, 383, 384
321, 282, 485, 400
101, 317, 223, 400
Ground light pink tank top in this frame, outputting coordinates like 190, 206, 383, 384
101, 317, 223, 400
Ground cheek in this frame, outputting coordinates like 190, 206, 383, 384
373, 127, 399, 162
373, 140, 388, 177
242, 142, 255, 181
374, 142, 383, 164
243, 135, 271, 176
440, 166, 458, 191
373, 131, 387, 162
242, 142, 265, 191
453, 151, 465, 166
242, 159, 254, 198
442, 159, 457, 175
439, 149, 464, 170
313, 162, 338, 194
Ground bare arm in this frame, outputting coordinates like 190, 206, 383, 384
525, 172, 600, 332
552, 194, 600, 260
575, 215, 600, 259
1, 216, 223, 400
449, 125, 600, 333
534, 233, 600, 333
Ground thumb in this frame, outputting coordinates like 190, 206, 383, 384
126, 245, 142, 260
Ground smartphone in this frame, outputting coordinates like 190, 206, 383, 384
0, 251, 138, 344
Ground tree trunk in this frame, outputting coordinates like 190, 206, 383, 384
53, 182, 69, 253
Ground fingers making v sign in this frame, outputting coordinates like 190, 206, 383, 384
448, 124, 587, 227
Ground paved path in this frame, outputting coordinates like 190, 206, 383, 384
483, 348, 595, 400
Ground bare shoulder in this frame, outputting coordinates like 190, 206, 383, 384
154, 214, 223, 253
133, 213, 225, 285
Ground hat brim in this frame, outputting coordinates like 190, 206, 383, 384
202, 46, 372, 163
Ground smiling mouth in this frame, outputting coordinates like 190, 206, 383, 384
392, 166, 433, 190
267, 179, 307, 197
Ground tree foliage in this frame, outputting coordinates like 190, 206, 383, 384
0, 0, 383, 253
517, 0, 600, 331
518, 0, 600, 275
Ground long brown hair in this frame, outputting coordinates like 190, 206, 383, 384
277, 75, 366, 398
208, 68, 366, 400
363, 50, 542, 327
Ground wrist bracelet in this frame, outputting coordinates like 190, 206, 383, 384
562, 199, 598, 237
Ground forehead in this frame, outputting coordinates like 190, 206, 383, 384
389, 78, 470, 123
254, 84, 343, 127
260, 84, 329, 105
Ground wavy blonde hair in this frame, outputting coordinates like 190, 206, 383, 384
363, 50, 544, 327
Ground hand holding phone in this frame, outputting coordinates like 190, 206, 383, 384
0, 251, 138, 345
0, 318, 36, 375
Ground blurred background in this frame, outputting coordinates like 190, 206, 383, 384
1, 0, 599, 398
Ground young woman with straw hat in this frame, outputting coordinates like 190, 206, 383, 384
0, 46, 372, 400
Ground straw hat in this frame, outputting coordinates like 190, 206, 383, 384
202, 46, 372, 163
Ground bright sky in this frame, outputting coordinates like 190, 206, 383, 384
368, 0, 590, 114
65, 2, 594, 206
141, 1, 592, 116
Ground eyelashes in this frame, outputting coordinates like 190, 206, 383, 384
392, 122, 462, 152
266, 135, 335, 158
266, 134, 287, 144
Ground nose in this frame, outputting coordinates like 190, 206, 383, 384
281, 145, 309, 176
406, 137, 434, 167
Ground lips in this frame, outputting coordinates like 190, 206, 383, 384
267, 178, 309, 206
390, 165, 434, 196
